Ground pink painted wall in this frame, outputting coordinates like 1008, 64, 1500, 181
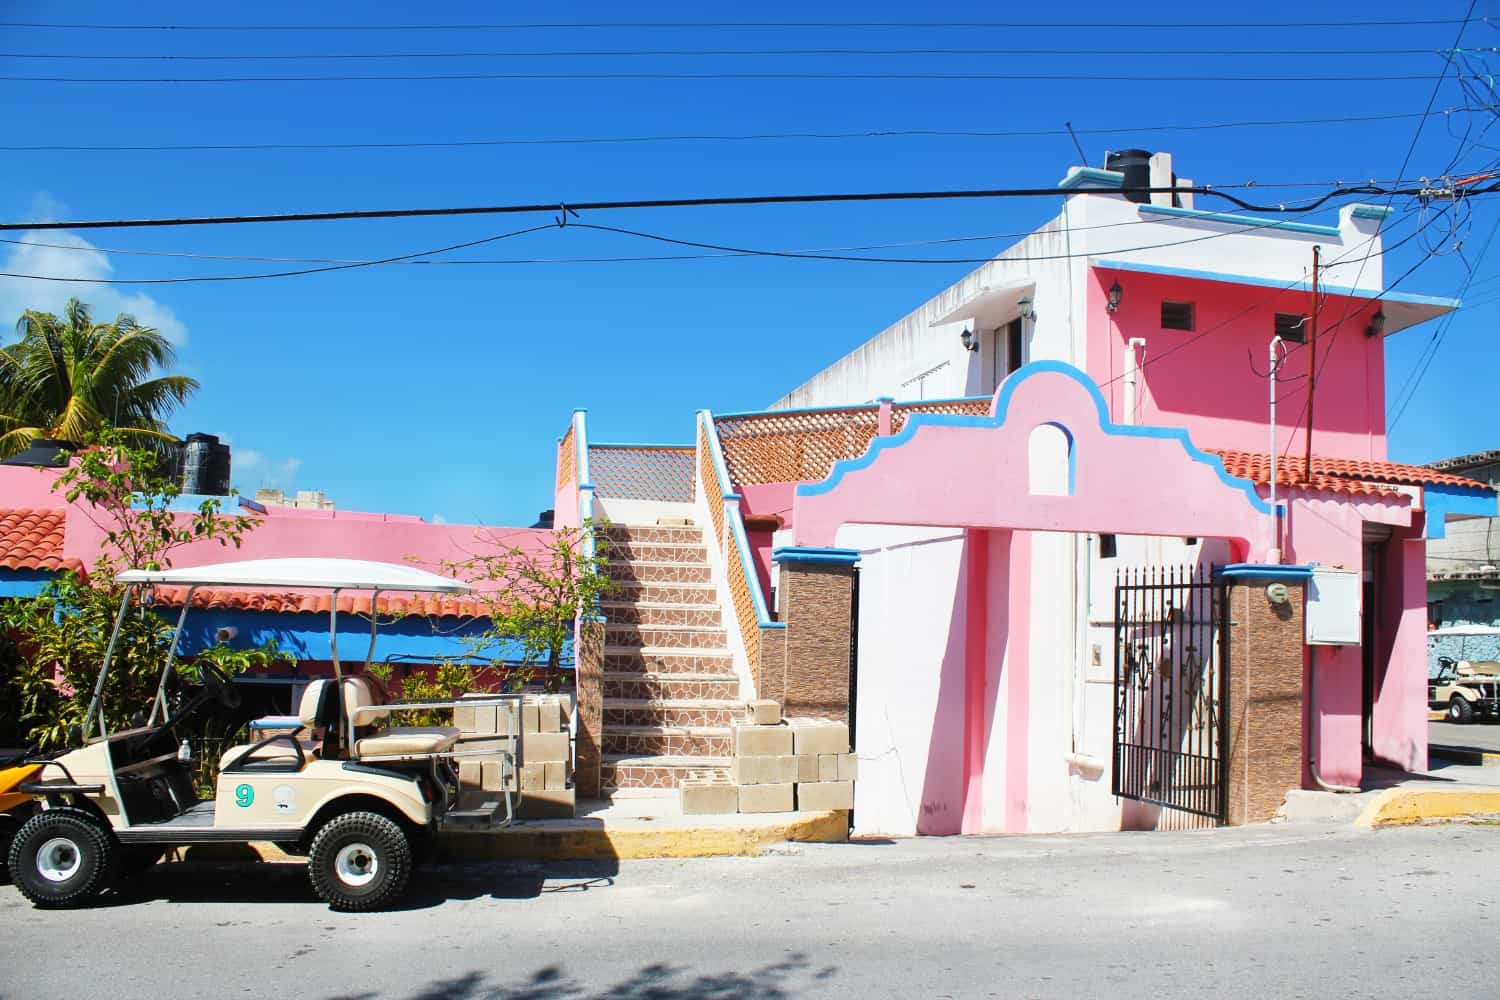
738, 481, 797, 602
0, 465, 68, 508
1371, 529, 1430, 771
1086, 268, 1388, 460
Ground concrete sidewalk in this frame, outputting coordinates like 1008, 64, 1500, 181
1280, 758, 1500, 826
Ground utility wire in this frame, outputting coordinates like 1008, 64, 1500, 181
0, 18, 1475, 30
0, 70, 1457, 83
6, 107, 1492, 154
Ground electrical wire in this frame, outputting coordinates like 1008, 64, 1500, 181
0, 18, 1475, 31
7, 107, 1492, 154
0, 70, 1457, 83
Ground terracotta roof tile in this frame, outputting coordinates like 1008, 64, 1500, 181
149, 586, 489, 621
1208, 450, 1492, 500
0, 508, 79, 572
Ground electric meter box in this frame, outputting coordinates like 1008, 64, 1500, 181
1305, 568, 1361, 645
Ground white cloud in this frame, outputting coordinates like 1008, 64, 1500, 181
232, 450, 304, 491
430, 514, 449, 525
0, 194, 189, 344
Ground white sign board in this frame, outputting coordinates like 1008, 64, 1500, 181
1306, 568, 1361, 646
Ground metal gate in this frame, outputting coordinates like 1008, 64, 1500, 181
1112, 565, 1229, 823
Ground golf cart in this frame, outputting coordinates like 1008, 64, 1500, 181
5, 558, 523, 911
1428, 624, 1500, 724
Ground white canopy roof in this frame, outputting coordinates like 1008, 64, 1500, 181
116, 557, 472, 594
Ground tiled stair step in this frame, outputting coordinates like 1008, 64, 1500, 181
602, 672, 741, 701
604, 622, 729, 650
603, 725, 732, 758
599, 601, 723, 628
603, 646, 735, 674
603, 524, 703, 545
604, 698, 743, 728
607, 580, 718, 607
606, 540, 709, 564
602, 753, 732, 791
606, 560, 712, 585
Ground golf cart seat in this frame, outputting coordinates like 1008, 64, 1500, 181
218, 679, 333, 771
341, 676, 460, 759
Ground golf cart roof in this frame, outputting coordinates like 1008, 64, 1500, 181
1429, 624, 1500, 637
115, 557, 472, 594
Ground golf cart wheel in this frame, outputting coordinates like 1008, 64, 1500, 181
1449, 694, 1475, 724
7, 808, 118, 908
307, 811, 411, 912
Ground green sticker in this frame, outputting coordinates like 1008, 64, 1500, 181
234, 783, 254, 808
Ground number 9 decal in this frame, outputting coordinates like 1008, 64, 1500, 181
235, 783, 254, 808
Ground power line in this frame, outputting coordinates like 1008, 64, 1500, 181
7, 107, 1492, 154
1, 70, 1456, 84
0, 18, 1474, 31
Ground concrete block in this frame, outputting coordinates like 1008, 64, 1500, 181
519, 785, 575, 819
796, 754, 819, 783
525, 731, 570, 763
836, 753, 859, 782
456, 738, 509, 756
495, 702, 518, 736
681, 779, 738, 815
544, 760, 568, 790
458, 760, 483, 787
737, 782, 794, 814
818, 754, 839, 782
747, 699, 781, 726
520, 761, 546, 792
461, 702, 498, 736
733, 722, 793, 757
535, 696, 562, 733
454, 702, 477, 733
520, 702, 540, 734
790, 719, 849, 756
730, 755, 761, 786
797, 780, 854, 811
731, 754, 797, 786
481, 760, 508, 793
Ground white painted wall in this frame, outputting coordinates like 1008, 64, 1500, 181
592, 497, 696, 526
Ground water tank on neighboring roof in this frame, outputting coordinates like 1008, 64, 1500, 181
1106, 149, 1153, 204
179, 432, 232, 496
2, 438, 75, 468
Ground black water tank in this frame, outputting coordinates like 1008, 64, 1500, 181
1106, 149, 1153, 204
1, 438, 74, 468
179, 432, 232, 496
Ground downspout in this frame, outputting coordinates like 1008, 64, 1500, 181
1122, 338, 1147, 424
1268, 335, 1285, 564
1306, 646, 1361, 793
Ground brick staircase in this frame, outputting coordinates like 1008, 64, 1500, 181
599, 522, 739, 793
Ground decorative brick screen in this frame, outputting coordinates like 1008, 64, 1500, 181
890, 397, 990, 432
714, 406, 880, 486
557, 424, 576, 492
590, 445, 695, 501
698, 414, 762, 673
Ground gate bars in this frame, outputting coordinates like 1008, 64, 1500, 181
1112, 565, 1230, 823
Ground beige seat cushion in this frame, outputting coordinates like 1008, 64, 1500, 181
354, 727, 461, 757
220, 741, 307, 770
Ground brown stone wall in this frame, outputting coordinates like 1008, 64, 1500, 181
1225, 579, 1306, 825
772, 562, 855, 722
757, 623, 786, 705
573, 618, 605, 799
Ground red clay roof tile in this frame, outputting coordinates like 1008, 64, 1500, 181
0, 508, 79, 572
1208, 450, 1491, 500
149, 586, 489, 621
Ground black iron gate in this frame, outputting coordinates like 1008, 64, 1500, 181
1112, 565, 1229, 823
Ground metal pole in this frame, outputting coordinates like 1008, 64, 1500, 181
329, 587, 342, 680
364, 589, 380, 672
148, 585, 197, 726
1269, 336, 1284, 563
83, 585, 135, 742
1303, 245, 1321, 483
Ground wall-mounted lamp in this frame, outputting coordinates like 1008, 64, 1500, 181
1364, 310, 1386, 338
960, 327, 978, 352
1105, 281, 1124, 313
1018, 296, 1034, 321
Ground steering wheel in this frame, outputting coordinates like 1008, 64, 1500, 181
198, 663, 243, 711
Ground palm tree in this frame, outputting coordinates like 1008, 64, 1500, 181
0, 298, 198, 458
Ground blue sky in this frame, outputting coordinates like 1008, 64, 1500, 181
2, 0, 1498, 525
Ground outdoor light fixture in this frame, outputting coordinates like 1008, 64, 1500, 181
1106, 281, 1124, 313
1365, 310, 1386, 338
1018, 296, 1034, 320
960, 328, 978, 352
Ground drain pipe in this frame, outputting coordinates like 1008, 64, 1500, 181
1306, 647, 1361, 793
1122, 337, 1147, 424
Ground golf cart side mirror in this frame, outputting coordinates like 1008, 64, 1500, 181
129, 711, 146, 728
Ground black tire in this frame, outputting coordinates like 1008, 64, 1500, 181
307, 811, 411, 912
7, 807, 117, 908
1449, 694, 1475, 724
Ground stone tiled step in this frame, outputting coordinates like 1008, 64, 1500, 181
606, 580, 718, 606
604, 698, 743, 729
602, 753, 732, 790
602, 725, 732, 758
603, 647, 736, 675
604, 622, 729, 650
602, 672, 741, 701
605, 539, 709, 564
606, 560, 712, 585
603, 524, 703, 545
600, 600, 723, 628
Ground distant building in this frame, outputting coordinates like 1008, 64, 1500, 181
1426, 450, 1500, 665
254, 488, 335, 511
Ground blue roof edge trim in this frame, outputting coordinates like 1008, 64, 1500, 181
1217, 563, 1314, 580
773, 546, 862, 566
1351, 204, 1395, 220
1058, 166, 1125, 190
1138, 203, 1340, 238
1424, 482, 1499, 540
795, 360, 1274, 517
1091, 258, 1462, 310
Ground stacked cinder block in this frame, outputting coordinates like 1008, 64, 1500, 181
788, 717, 855, 812
680, 768, 738, 815
731, 701, 796, 813
518, 693, 575, 819
454, 693, 517, 796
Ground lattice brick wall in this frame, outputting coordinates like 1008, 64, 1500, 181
698, 422, 725, 545
557, 425, 576, 492
890, 397, 990, 433
727, 535, 760, 674
590, 446, 695, 502
715, 407, 880, 487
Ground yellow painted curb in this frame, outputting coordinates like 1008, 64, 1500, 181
1428, 710, 1446, 722
1355, 787, 1500, 828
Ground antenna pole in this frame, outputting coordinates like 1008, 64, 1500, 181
1304, 245, 1320, 483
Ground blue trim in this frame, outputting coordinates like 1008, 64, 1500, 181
1091, 258, 1463, 310
795, 360, 1275, 517
724, 492, 743, 501
578, 482, 595, 491
1423, 483, 1498, 540
590, 441, 694, 450
1138, 203, 1340, 238
876, 396, 894, 404
1058, 167, 1125, 190
0, 568, 57, 598
1217, 563, 1314, 581
580, 614, 608, 624
1351, 204, 1394, 220
773, 546, 861, 566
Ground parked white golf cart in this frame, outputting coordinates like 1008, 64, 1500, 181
5, 558, 523, 911
1428, 624, 1500, 724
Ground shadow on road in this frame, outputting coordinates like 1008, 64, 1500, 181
322, 952, 839, 1000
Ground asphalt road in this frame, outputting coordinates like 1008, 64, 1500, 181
3, 823, 1495, 1000
1430, 719, 1500, 753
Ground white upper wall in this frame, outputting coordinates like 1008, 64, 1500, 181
772, 155, 1389, 410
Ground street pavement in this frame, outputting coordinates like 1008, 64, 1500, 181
1430, 719, 1500, 753
3, 822, 1495, 1000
